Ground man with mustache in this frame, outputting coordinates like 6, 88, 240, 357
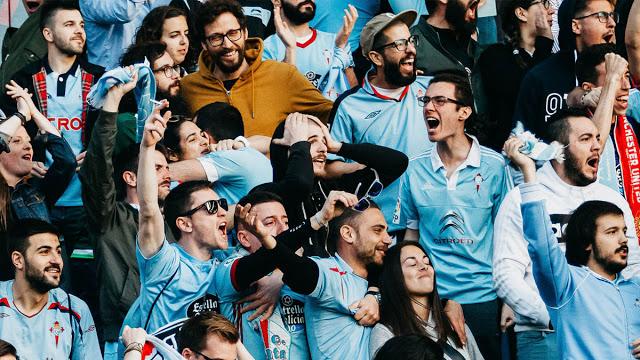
493, 108, 640, 360
411, 0, 481, 76
329, 10, 432, 240
237, 196, 392, 360
570, 46, 639, 230
181, 0, 332, 137
0, 0, 104, 325
262, 0, 358, 100
0, 219, 101, 359
513, 0, 617, 138
505, 139, 640, 359
400, 72, 509, 360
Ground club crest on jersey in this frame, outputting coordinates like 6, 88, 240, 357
474, 173, 484, 193
305, 71, 322, 88
49, 321, 64, 347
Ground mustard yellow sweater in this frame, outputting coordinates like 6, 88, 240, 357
181, 38, 333, 137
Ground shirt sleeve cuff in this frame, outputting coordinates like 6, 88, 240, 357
197, 156, 220, 183
519, 182, 544, 204
407, 220, 419, 230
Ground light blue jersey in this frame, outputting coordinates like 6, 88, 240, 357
305, 255, 370, 360
521, 183, 640, 360
330, 72, 433, 232
197, 147, 273, 203
215, 248, 311, 360
399, 137, 508, 304
0, 281, 101, 359
121, 240, 221, 351
310, 0, 427, 51
45, 63, 84, 207
263, 29, 352, 101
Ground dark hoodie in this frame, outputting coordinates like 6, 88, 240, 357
511, 0, 581, 137
253, 121, 409, 257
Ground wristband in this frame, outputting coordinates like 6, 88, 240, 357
13, 111, 27, 126
365, 290, 381, 304
234, 136, 250, 148
124, 342, 144, 355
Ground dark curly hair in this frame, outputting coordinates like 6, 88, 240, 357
197, 0, 247, 41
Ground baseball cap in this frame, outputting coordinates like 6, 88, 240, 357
360, 9, 418, 59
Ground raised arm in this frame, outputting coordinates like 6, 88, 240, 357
504, 138, 572, 307
137, 102, 171, 258
80, 71, 138, 228
589, 53, 628, 150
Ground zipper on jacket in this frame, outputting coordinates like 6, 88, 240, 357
433, 31, 476, 112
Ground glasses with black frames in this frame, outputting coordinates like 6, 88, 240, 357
417, 95, 466, 107
205, 28, 243, 47
375, 35, 419, 52
574, 11, 619, 23
178, 199, 228, 217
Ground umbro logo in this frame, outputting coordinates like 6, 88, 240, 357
0, 313, 9, 318
439, 211, 465, 235
365, 110, 382, 119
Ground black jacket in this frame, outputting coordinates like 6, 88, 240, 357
254, 121, 409, 257
477, 36, 553, 151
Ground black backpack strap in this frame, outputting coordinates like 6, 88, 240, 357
144, 266, 180, 331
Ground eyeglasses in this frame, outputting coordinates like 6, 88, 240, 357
375, 35, 419, 52
167, 114, 192, 123
574, 11, 619, 23
205, 28, 243, 47
354, 179, 384, 212
417, 95, 465, 107
192, 349, 215, 360
152, 64, 181, 78
528, 0, 550, 9
178, 199, 228, 217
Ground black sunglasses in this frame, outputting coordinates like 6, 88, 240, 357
354, 179, 384, 211
179, 199, 228, 217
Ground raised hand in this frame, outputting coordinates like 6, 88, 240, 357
604, 53, 629, 82
141, 100, 170, 148
236, 204, 276, 249
5, 81, 34, 121
503, 136, 536, 183
335, 5, 358, 49
110, 66, 139, 97
314, 190, 359, 226
272, 112, 310, 147
272, 0, 296, 49
311, 116, 342, 153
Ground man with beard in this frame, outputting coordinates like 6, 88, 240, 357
78, 72, 174, 359
237, 196, 392, 360
512, 0, 617, 138
180, 0, 333, 137
329, 10, 432, 239
505, 140, 640, 359
411, 0, 481, 76
570, 46, 639, 227
0, 0, 104, 325
115, 41, 185, 153
0, 219, 101, 359
262, 0, 358, 100
493, 108, 640, 360
400, 72, 509, 360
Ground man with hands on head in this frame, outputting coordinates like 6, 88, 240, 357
504, 136, 640, 360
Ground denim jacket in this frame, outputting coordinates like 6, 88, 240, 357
10, 132, 76, 221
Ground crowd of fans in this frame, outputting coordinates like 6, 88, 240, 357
0, 0, 639, 358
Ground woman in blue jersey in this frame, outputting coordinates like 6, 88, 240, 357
369, 242, 484, 360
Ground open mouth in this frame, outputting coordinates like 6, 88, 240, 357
616, 95, 629, 107
25, 0, 40, 11
22, 154, 32, 161
603, 33, 614, 43
586, 156, 599, 170
159, 181, 171, 189
218, 222, 227, 237
45, 266, 61, 275
221, 50, 238, 59
426, 117, 440, 129
312, 156, 326, 164
617, 246, 629, 256
400, 57, 415, 72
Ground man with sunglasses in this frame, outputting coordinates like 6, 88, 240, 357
180, 0, 332, 137
329, 10, 432, 240
119, 103, 319, 355
513, 0, 617, 138
400, 72, 510, 360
